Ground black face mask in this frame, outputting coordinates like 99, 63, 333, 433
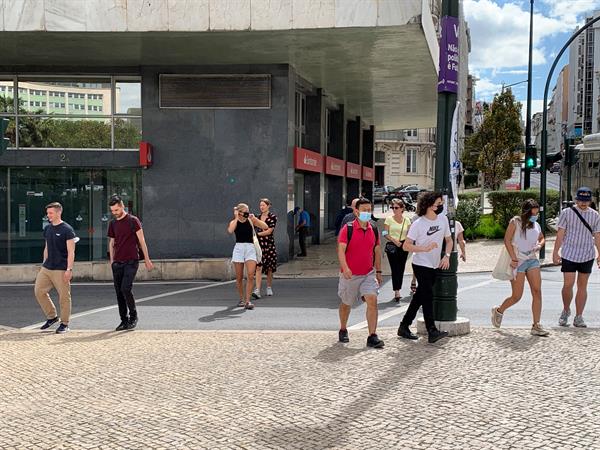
434, 205, 444, 215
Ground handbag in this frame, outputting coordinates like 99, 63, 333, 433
385, 218, 406, 255
492, 219, 518, 281
251, 225, 263, 264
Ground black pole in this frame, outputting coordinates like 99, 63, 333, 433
433, 0, 459, 322
540, 14, 600, 259
524, 0, 534, 189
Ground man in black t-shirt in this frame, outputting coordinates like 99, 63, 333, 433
35, 202, 77, 334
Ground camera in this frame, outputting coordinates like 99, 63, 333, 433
242, 212, 250, 218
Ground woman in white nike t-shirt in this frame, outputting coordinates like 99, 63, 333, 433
398, 192, 453, 344
491, 199, 549, 336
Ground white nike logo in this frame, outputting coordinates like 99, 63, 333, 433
55, 234, 61, 236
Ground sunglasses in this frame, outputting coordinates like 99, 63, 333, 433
391, 206, 404, 210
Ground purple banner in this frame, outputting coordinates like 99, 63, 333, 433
438, 16, 460, 93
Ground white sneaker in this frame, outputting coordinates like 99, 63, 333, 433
266, 287, 273, 296
558, 309, 570, 327
573, 315, 587, 328
531, 323, 550, 336
491, 306, 503, 328
251, 289, 261, 299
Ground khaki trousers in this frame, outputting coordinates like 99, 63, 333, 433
34, 267, 71, 325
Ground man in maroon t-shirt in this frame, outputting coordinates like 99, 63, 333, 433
108, 195, 154, 331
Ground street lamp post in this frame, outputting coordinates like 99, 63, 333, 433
524, 0, 534, 190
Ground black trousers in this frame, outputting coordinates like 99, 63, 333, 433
386, 245, 409, 291
401, 264, 436, 331
298, 227, 308, 256
112, 260, 139, 321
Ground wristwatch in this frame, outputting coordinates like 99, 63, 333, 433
66, 268, 73, 271
445, 253, 451, 258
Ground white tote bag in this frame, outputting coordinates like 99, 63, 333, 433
251, 225, 263, 264
492, 245, 515, 281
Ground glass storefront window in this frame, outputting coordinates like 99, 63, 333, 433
0, 167, 140, 264
17, 116, 112, 149
115, 79, 141, 115
0, 75, 142, 150
16, 78, 113, 116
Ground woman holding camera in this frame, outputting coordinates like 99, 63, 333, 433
228, 203, 269, 309
384, 198, 412, 302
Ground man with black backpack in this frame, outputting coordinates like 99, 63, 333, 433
337, 198, 384, 348
553, 187, 600, 328
108, 195, 154, 331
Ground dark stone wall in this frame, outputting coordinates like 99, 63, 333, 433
140, 65, 292, 260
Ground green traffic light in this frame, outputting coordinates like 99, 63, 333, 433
526, 158, 535, 168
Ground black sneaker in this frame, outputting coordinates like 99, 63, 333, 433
115, 320, 129, 331
398, 324, 418, 340
428, 329, 449, 344
366, 334, 384, 349
128, 317, 138, 330
338, 329, 349, 343
40, 317, 59, 330
55, 323, 70, 334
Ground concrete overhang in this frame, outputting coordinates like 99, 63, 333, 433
0, 1, 439, 130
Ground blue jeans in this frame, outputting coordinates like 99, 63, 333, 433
517, 259, 540, 273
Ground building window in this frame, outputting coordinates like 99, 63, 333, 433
0, 76, 142, 150
406, 129, 418, 137
406, 147, 418, 173
375, 151, 386, 163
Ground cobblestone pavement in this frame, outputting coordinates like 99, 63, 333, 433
2, 328, 599, 449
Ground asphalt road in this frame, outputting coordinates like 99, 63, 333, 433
2, 266, 599, 332
530, 172, 560, 191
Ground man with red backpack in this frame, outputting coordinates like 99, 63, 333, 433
108, 195, 154, 331
337, 198, 384, 348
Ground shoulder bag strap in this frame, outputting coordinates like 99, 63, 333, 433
570, 206, 594, 235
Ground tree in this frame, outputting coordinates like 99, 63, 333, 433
465, 89, 522, 190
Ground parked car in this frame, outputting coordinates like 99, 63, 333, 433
549, 162, 561, 174
373, 185, 395, 203
386, 185, 427, 201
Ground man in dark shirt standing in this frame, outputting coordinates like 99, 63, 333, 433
108, 196, 154, 331
35, 202, 76, 334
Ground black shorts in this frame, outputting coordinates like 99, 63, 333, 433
561, 258, 594, 274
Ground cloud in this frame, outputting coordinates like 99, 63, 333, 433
465, 0, 571, 70
474, 77, 503, 100
519, 99, 545, 122
541, 0, 600, 25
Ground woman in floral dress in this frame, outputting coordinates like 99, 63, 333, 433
253, 198, 278, 298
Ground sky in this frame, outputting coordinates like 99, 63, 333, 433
464, 0, 600, 119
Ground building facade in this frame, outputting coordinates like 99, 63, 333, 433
0, 0, 441, 265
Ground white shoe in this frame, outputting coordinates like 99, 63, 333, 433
251, 289, 261, 299
266, 287, 273, 296
531, 323, 550, 336
491, 306, 503, 328
573, 315, 587, 328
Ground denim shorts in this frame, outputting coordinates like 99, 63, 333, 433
517, 259, 540, 273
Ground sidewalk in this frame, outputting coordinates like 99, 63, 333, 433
277, 214, 557, 278
1, 328, 598, 449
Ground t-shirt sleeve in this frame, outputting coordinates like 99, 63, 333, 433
107, 221, 115, 238
455, 221, 464, 235
557, 209, 568, 229
406, 221, 419, 242
65, 225, 76, 240
444, 218, 451, 237
338, 224, 349, 244
132, 216, 142, 232
384, 216, 392, 227
593, 213, 600, 233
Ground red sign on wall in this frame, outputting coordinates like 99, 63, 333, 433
362, 166, 374, 181
325, 156, 345, 176
346, 162, 361, 179
294, 147, 323, 173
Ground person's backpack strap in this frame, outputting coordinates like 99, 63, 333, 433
346, 222, 354, 245
372, 223, 379, 245
570, 206, 594, 236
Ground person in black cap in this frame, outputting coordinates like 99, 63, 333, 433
553, 187, 600, 328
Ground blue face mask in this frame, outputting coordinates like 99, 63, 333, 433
529, 215, 538, 223
358, 212, 372, 222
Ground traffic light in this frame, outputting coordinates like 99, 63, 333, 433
564, 143, 580, 167
545, 151, 562, 167
525, 145, 537, 169
0, 117, 9, 155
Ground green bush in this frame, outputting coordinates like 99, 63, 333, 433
458, 192, 481, 204
456, 198, 481, 239
487, 189, 560, 230
474, 214, 505, 239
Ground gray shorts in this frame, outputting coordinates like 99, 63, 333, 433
338, 270, 379, 306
